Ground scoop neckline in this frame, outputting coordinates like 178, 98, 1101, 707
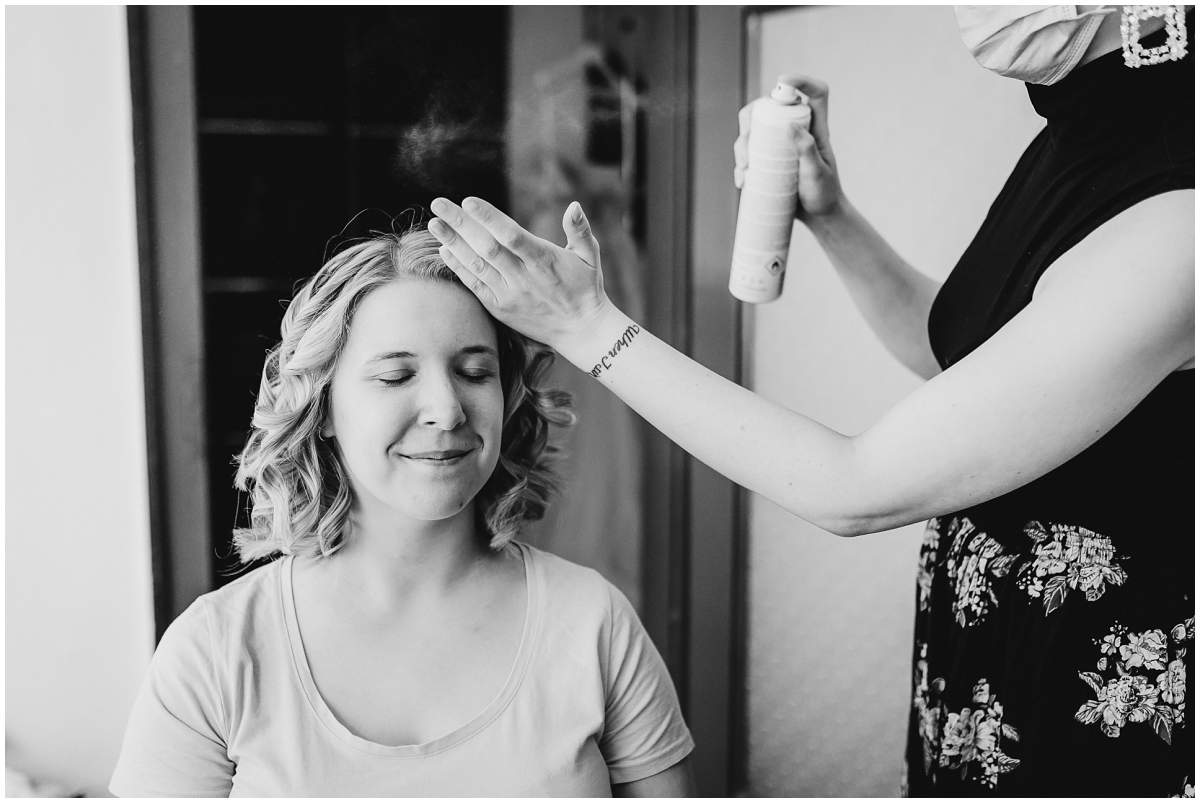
279, 541, 541, 757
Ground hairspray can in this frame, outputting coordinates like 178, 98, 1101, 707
729, 83, 811, 303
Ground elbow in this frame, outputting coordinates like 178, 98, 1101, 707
816, 515, 878, 539
796, 506, 883, 538
804, 500, 922, 538
777, 442, 930, 537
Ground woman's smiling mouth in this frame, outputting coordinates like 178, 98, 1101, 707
399, 447, 476, 465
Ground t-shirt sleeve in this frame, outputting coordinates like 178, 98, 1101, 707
109, 599, 234, 797
599, 583, 695, 785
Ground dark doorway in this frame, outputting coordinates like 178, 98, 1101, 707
189, 7, 511, 584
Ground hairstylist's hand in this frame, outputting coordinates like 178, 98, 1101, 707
428, 197, 614, 354
734, 73, 844, 220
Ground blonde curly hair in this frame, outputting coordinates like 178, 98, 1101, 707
232, 228, 573, 563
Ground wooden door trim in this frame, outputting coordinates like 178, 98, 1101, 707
127, 6, 212, 637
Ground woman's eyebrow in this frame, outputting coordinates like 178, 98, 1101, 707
366, 346, 497, 363
366, 350, 415, 363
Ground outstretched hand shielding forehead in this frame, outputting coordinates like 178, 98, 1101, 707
427, 196, 611, 352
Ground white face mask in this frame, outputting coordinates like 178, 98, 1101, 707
954, 5, 1115, 85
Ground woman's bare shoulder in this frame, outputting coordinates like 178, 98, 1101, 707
1035, 189, 1195, 301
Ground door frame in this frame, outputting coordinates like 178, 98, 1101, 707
687, 7, 752, 795
590, 7, 749, 794
127, 6, 212, 637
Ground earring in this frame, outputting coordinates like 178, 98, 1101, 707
1121, 5, 1188, 68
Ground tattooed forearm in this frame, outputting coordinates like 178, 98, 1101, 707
588, 324, 642, 378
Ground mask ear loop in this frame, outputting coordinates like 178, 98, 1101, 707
1121, 5, 1189, 68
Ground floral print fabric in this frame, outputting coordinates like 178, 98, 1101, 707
913, 643, 1021, 790
938, 679, 1021, 788
907, 515, 1193, 796
942, 518, 1019, 628
1015, 521, 1127, 615
1075, 617, 1193, 744
924, 517, 1131, 630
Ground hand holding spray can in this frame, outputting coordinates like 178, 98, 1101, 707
729, 82, 812, 304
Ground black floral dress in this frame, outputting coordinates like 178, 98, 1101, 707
904, 19, 1195, 798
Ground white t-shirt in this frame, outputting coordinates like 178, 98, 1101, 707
110, 542, 692, 796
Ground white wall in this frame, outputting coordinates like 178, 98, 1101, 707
5, 6, 156, 795
743, 6, 1043, 796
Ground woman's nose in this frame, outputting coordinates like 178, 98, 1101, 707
418, 374, 467, 430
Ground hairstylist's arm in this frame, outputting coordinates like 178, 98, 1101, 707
429, 190, 1193, 537
736, 75, 942, 380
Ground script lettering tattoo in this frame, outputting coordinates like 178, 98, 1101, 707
589, 325, 642, 378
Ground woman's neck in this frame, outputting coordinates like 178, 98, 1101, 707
322, 505, 494, 616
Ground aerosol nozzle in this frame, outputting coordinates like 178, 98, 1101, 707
769, 82, 807, 105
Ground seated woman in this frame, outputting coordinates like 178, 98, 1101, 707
109, 228, 693, 796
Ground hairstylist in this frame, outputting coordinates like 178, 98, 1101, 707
429, 6, 1194, 795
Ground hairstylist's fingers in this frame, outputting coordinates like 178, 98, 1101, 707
734, 103, 751, 189
429, 197, 519, 282
793, 127, 829, 186
561, 202, 600, 267
792, 126, 826, 169
438, 245, 500, 308
459, 195, 563, 282
459, 196, 547, 269
429, 218, 508, 294
776, 73, 833, 159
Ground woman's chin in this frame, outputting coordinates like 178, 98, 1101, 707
350, 469, 492, 527
390, 487, 483, 524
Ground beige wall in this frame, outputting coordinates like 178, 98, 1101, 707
743, 6, 1042, 796
5, 6, 155, 795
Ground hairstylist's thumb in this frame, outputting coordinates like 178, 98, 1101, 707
562, 202, 600, 268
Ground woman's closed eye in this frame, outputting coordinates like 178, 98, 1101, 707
375, 371, 414, 386
459, 368, 497, 382
458, 356, 500, 382
373, 368, 496, 386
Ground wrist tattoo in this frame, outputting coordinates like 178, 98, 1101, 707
589, 324, 642, 378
